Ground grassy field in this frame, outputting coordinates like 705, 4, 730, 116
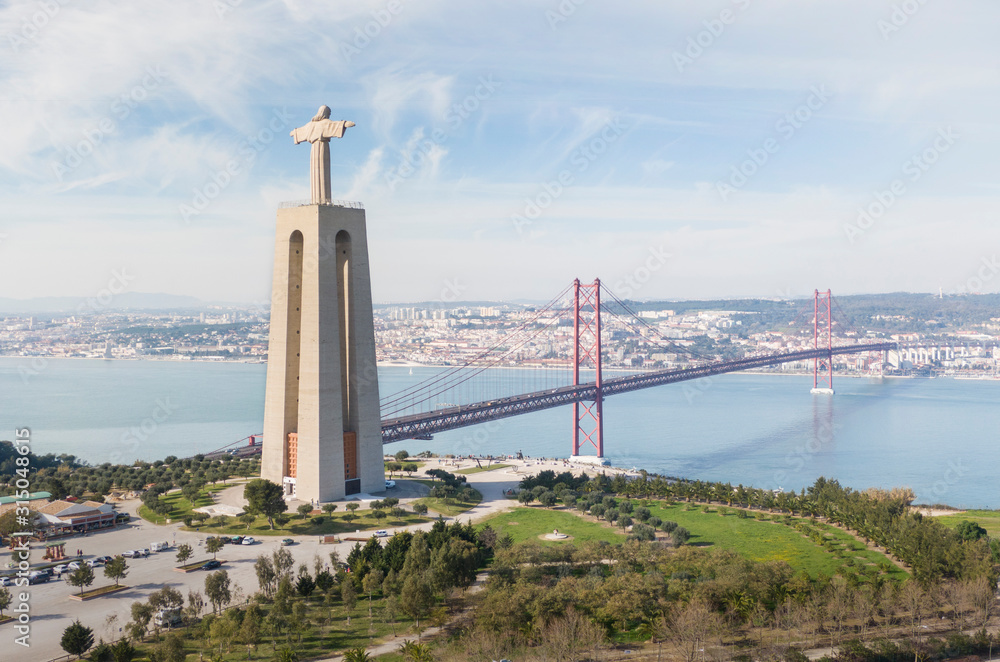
934, 509, 1000, 537
413, 488, 483, 517
132, 589, 418, 662
180, 508, 432, 537
647, 502, 906, 580
137, 483, 236, 525
455, 464, 512, 475
478, 507, 627, 546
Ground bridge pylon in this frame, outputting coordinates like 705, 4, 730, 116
571, 278, 605, 461
811, 289, 834, 395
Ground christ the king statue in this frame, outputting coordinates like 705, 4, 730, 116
290, 106, 355, 205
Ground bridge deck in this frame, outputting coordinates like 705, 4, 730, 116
380, 342, 895, 443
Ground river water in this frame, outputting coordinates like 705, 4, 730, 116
1, 357, 996, 508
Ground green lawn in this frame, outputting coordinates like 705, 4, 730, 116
138, 483, 236, 524
934, 509, 1000, 537
182, 508, 432, 537
455, 464, 512, 475
133, 589, 418, 662
478, 507, 627, 546
384, 460, 425, 477
647, 502, 906, 581
413, 488, 482, 517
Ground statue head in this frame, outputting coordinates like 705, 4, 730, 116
312, 105, 332, 122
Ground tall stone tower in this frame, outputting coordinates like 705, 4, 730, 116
261, 108, 383, 503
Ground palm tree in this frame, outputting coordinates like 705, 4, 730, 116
343, 648, 373, 662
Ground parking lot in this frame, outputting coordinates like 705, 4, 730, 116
3, 511, 368, 662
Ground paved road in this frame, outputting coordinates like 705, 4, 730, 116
7, 458, 626, 662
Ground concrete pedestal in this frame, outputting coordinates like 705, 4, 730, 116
261, 203, 383, 503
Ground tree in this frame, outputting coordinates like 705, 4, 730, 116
149, 586, 184, 613
363, 568, 384, 617
297, 503, 313, 519
149, 633, 185, 662
403, 463, 418, 477
0, 509, 32, 537
660, 599, 724, 662
68, 565, 95, 596
240, 604, 263, 649
322, 503, 338, 517
341, 578, 358, 626
110, 639, 137, 662
104, 556, 129, 587
671, 526, 691, 546
538, 491, 558, 507
60, 620, 94, 659
400, 573, 433, 629
413, 503, 429, 516
956, 520, 988, 541
517, 490, 534, 506
204, 569, 232, 614
296, 572, 316, 599
206, 536, 224, 559
273, 547, 295, 578
255, 554, 277, 597
0, 586, 11, 617
243, 478, 286, 529
275, 647, 298, 662
175, 543, 193, 566
129, 601, 154, 640
394, 450, 409, 462
344, 502, 360, 524
239, 512, 256, 530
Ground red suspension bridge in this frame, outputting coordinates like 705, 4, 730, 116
377, 280, 897, 456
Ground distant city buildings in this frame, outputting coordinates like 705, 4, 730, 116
1, 302, 998, 378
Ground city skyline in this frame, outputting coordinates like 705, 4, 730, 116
1, 1, 998, 304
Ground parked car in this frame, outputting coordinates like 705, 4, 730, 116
52, 564, 69, 576
137, 548, 150, 557
85, 559, 104, 568
27, 571, 50, 585
0, 576, 12, 586
96, 556, 114, 564
240, 537, 256, 545
200, 560, 222, 570
66, 561, 81, 571
150, 542, 170, 553
385, 480, 396, 489
228, 536, 244, 545
280, 538, 295, 546
375, 530, 388, 537
122, 550, 139, 558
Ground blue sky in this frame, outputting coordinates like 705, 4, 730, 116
1, 0, 998, 304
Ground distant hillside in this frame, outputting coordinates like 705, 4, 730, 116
630, 293, 1000, 335
0, 292, 204, 314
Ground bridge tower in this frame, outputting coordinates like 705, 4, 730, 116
570, 278, 605, 461
811, 289, 834, 395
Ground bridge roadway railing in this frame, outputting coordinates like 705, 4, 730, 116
379, 341, 897, 444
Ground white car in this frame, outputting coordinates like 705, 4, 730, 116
122, 550, 139, 558
241, 537, 256, 545
85, 559, 104, 568
66, 561, 81, 571
0, 576, 12, 586
385, 480, 396, 489
52, 564, 69, 576
375, 530, 388, 537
